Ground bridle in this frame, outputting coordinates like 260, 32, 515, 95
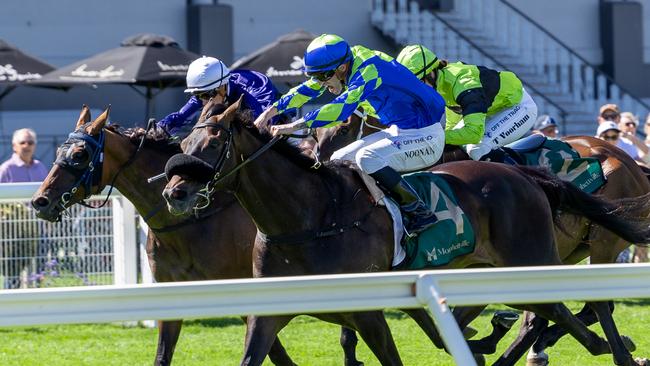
190, 119, 285, 211
53, 121, 151, 215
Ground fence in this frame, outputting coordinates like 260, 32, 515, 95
1, 263, 650, 365
0, 182, 148, 290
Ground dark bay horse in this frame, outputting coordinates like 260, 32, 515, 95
316, 114, 650, 365
162, 99, 650, 366
30, 106, 299, 366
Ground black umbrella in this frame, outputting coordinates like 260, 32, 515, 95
0, 39, 57, 101
31, 33, 199, 120
230, 29, 316, 86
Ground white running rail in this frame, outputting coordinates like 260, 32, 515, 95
2, 263, 650, 366
0, 182, 145, 289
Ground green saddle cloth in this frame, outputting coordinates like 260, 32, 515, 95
394, 172, 476, 270
518, 139, 606, 194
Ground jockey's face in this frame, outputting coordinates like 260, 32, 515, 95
321, 63, 347, 95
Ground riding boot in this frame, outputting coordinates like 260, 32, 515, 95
479, 148, 520, 165
370, 166, 438, 235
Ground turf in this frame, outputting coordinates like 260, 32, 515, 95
0, 300, 649, 365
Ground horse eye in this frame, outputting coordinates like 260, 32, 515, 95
338, 126, 350, 135
72, 150, 88, 160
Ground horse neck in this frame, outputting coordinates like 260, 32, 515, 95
232, 129, 335, 236
103, 132, 181, 228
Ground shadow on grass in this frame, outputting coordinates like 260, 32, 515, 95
0, 327, 46, 334
185, 317, 244, 328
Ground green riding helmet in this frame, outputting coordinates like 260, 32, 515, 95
396, 45, 440, 79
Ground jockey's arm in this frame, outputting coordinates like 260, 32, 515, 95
302, 64, 381, 129
157, 96, 203, 133
273, 79, 327, 116
444, 88, 488, 146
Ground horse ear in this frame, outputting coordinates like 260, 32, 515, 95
86, 105, 111, 135
76, 105, 91, 129
219, 95, 244, 125
198, 97, 216, 122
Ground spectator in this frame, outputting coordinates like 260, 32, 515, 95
0, 128, 49, 183
532, 115, 560, 138
618, 112, 650, 165
597, 103, 621, 125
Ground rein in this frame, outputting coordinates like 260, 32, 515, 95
191, 120, 286, 211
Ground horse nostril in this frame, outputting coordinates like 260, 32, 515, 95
32, 196, 50, 209
170, 188, 187, 200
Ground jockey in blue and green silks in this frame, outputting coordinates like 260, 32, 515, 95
253, 34, 446, 235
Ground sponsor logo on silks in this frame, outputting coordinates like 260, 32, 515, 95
392, 140, 402, 150
404, 146, 435, 158
266, 56, 304, 78
157, 61, 189, 72
0, 64, 42, 82
490, 105, 521, 132
496, 114, 530, 141
68, 64, 125, 79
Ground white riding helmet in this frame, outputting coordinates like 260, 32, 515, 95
184, 56, 231, 93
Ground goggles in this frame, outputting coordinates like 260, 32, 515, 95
306, 69, 336, 82
192, 89, 218, 100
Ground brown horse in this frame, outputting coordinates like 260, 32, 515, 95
30, 106, 299, 366
162, 99, 650, 366
316, 114, 650, 365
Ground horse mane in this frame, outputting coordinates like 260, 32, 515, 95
105, 124, 181, 154
200, 100, 347, 173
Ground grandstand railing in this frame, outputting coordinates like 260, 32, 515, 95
0, 182, 148, 290
1, 263, 649, 365
372, 0, 650, 135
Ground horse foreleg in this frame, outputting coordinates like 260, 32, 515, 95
533, 302, 598, 350
491, 311, 548, 366
523, 303, 610, 357
351, 311, 403, 366
589, 301, 640, 366
340, 327, 363, 366
241, 315, 294, 366
155, 319, 183, 366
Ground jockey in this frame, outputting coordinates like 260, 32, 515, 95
253, 34, 446, 235
157, 56, 281, 136
396, 45, 538, 162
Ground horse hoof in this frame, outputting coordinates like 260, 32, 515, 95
463, 326, 479, 339
622, 334, 637, 352
526, 349, 549, 366
635, 357, 650, 366
473, 353, 486, 366
491, 310, 520, 329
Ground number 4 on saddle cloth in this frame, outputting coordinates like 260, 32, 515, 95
392, 172, 477, 270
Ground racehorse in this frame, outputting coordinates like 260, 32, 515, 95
30, 106, 299, 366
316, 112, 650, 365
162, 98, 650, 366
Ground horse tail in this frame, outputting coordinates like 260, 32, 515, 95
516, 165, 650, 245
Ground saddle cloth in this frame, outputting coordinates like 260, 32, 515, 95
509, 138, 606, 194
354, 168, 476, 269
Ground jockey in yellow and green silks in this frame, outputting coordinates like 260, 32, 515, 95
397, 45, 538, 162
253, 34, 447, 235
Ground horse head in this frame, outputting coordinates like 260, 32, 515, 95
31, 105, 113, 221
163, 96, 244, 215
